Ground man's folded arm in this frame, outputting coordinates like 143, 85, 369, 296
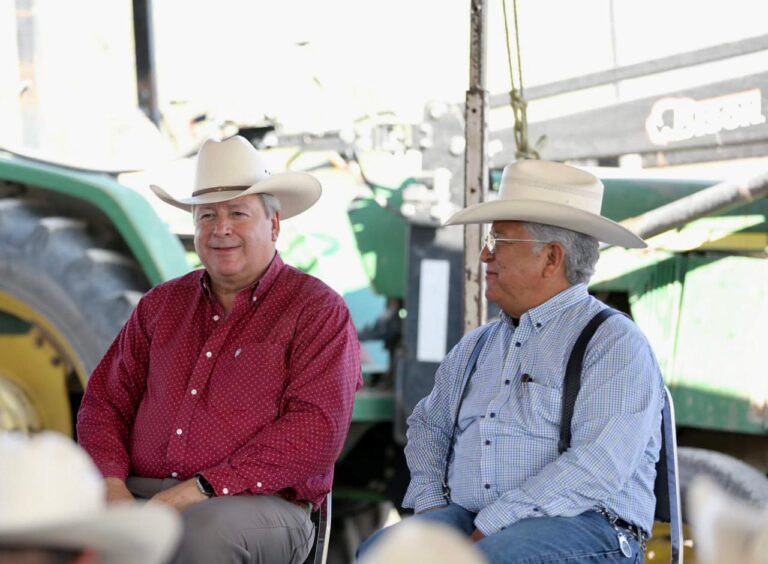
402, 340, 472, 513
76, 300, 151, 480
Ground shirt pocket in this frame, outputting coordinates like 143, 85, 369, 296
210, 341, 288, 416
521, 381, 562, 439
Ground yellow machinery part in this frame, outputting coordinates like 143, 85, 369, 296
0, 290, 87, 436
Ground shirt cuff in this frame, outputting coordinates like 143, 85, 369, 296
200, 465, 249, 497
97, 463, 129, 481
474, 499, 541, 536
406, 483, 447, 513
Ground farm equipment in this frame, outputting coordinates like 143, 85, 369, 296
2, 2, 768, 562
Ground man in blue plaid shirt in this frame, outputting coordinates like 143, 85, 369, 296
358, 160, 664, 564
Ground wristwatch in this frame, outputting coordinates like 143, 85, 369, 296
195, 474, 215, 497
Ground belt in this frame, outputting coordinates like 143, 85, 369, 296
595, 508, 647, 550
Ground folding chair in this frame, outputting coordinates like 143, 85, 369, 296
303, 492, 332, 564
652, 386, 684, 563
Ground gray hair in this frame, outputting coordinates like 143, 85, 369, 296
258, 193, 281, 219
522, 222, 600, 285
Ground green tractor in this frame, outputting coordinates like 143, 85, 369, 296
2, 140, 767, 562
3, 3, 768, 561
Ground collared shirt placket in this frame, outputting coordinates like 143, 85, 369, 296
479, 321, 527, 504
165, 294, 254, 473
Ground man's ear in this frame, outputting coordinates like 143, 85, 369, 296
271, 212, 281, 242
541, 242, 566, 279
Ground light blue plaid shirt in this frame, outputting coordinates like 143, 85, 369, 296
403, 284, 663, 536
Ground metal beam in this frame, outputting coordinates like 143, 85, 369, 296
621, 172, 768, 242
463, 0, 489, 332
491, 33, 768, 106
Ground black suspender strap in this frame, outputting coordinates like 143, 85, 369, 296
442, 324, 493, 502
558, 308, 623, 455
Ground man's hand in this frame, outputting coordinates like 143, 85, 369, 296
150, 478, 208, 512
470, 529, 486, 543
104, 477, 135, 505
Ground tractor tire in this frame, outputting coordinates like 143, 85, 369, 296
678, 446, 768, 518
0, 197, 149, 433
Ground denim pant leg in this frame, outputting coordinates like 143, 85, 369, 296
476, 511, 643, 564
356, 504, 476, 560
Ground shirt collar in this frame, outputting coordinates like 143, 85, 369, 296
517, 283, 589, 331
198, 252, 285, 304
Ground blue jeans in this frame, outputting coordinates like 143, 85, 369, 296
357, 505, 643, 563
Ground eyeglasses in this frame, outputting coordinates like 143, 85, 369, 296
483, 232, 550, 254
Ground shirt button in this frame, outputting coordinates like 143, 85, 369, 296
484, 484, 491, 489
191, 389, 198, 395
515, 342, 521, 347
251, 296, 257, 302
205, 351, 212, 358
213, 315, 220, 321
536, 323, 542, 328
176, 428, 183, 435
504, 379, 511, 385
222, 487, 229, 495
485, 440, 491, 445
489, 412, 496, 418
256, 482, 263, 488
171, 472, 178, 478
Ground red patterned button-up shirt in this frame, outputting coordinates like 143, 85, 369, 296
77, 254, 362, 508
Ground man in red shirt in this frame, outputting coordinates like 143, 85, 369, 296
77, 135, 363, 564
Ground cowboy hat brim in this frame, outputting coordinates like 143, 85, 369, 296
0, 502, 180, 564
444, 198, 646, 248
150, 171, 321, 220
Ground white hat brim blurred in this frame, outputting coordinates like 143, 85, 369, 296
0, 502, 180, 564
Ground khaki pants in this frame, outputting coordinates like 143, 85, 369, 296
127, 477, 314, 564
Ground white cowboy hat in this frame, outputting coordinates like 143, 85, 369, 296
444, 160, 646, 248
0, 431, 181, 564
150, 135, 322, 219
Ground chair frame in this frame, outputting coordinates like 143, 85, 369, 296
654, 386, 684, 563
303, 493, 332, 564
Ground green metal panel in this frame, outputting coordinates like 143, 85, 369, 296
351, 390, 395, 422
347, 182, 408, 299
0, 155, 189, 285
666, 255, 767, 433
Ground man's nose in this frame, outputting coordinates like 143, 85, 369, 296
213, 216, 233, 235
480, 245, 493, 263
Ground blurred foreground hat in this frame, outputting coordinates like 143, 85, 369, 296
688, 475, 768, 564
358, 520, 487, 564
444, 159, 645, 248
0, 431, 181, 564
151, 135, 322, 219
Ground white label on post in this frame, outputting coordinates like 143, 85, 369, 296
417, 259, 450, 362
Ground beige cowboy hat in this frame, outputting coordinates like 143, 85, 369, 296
445, 160, 646, 248
0, 431, 181, 564
150, 135, 321, 219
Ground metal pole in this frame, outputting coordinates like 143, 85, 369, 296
463, 0, 489, 333
620, 172, 768, 242
132, 0, 160, 126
